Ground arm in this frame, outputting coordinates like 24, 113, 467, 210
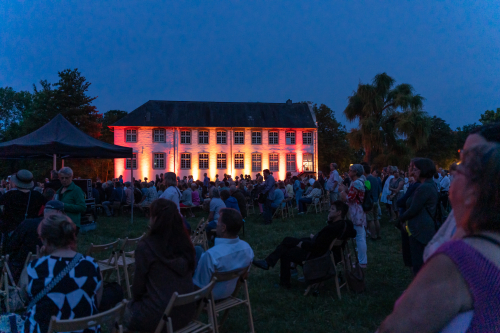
63, 189, 86, 213
193, 252, 215, 289
378, 254, 472, 333
398, 186, 431, 222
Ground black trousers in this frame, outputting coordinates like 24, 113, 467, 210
401, 228, 412, 267
409, 236, 426, 276
266, 237, 310, 286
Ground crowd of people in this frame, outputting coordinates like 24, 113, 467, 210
0, 122, 499, 332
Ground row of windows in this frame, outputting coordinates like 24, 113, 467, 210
125, 129, 313, 145
126, 153, 308, 172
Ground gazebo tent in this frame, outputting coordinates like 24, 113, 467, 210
0, 114, 132, 159
0, 114, 135, 223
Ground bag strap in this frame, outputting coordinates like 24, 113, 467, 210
466, 234, 500, 248
24, 190, 32, 221
27, 253, 83, 310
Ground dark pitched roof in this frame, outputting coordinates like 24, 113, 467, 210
111, 100, 317, 128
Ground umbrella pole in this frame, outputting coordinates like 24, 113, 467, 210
53, 154, 57, 170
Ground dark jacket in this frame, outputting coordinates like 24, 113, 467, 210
5, 217, 43, 282
44, 179, 62, 192
302, 219, 356, 261
399, 179, 439, 244
56, 182, 86, 226
397, 182, 421, 209
110, 188, 126, 204
104, 185, 114, 202
127, 237, 195, 332
0, 189, 46, 234
366, 174, 382, 202
231, 189, 247, 218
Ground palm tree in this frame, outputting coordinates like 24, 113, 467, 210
344, 73, 431, 165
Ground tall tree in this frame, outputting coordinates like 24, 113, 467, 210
416, 116, 458, 168
0, 87, 33, 140
479, 108, 500, 125
314, 104, 357, 173
343, 73, 431, 166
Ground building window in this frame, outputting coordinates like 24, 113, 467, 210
251, 131, 262, 144
269, 153, 279, 172
303, 132, 313, 145
125, 153, 137, 169
217, 153, 227, 169
286, 131, 295, 145
125, 129, 137, 142
198, 130, 209, 144
153, 129, 165, 143
234, 153, 244, 169
217, 131, 227, 144
286, 153, 296, 171
153, 153, 166, 169
252, 153, 262, 172
269, 131, 279, 145
180, 130, 191, 144
303, 153, 314, 172
199, 153, 209, 169
181, 153, 191, 169
234, 131, 244, 144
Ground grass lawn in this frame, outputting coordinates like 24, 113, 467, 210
78, 207, 412, 333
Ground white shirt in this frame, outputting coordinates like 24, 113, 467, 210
159, 186, 182, 212
380, 175, 394, 204
440, 175, 450, 192
193, 237, 254, 300
326, 170, 340, 193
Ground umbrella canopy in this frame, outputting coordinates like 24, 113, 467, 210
0, 114, 133, 159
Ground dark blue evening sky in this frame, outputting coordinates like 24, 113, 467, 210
1, 1, 499, 129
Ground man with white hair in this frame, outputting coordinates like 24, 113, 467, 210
55, 167, 86, 227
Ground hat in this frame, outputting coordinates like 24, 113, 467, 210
11, 170, 34, 189
45, 200, 65, 211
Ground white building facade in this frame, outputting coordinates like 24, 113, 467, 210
111, 100, 318, 182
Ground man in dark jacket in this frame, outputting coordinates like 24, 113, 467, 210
230, 185, 247, 218
253, 200, 356, 288
102, 182, 126, 217
44, 170, 62, 192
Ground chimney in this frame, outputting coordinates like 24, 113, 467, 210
286, 99, 292, 106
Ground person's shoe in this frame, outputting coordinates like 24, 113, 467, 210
252, 259, 269, 270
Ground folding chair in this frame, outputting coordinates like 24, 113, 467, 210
285, 198, 295, 218
191, 218, 209, 251
86, 239, 121, 284
210, 265, 255, 333
245, 197, 255, 215
47, 300, 128, 333
272, 200, 287, 220
303, 239, 350, 299
154, 279, 217, 333
115, 233, 146, 299
306, 197, 321, 214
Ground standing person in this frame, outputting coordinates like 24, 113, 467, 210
378, 144, 500, 333
396, 158, 438, 276
439, 169, 450, 213
339, 164, 367, 267
55, 167, 86, 227
380, 166, 395, 220
160, 172, 182, 212
203, 173, 210, 193
44, 170, 62, 191
125, 199, 195, 332
326, 163, 340, 204
0, 170, 46, 251
318, 171, 325, 189
20, 214, 102, 333
118, 175, 124, 183
364, 164, 382, 240
261, 169, 276, 225
293, 176, 303, 209
389, 169, 405, 220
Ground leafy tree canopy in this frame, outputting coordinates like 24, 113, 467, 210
479, 108, 500, 125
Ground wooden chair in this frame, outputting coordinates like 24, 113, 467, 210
285, 198, 295, 218
86, 239, 121, 284
154, 279, 217, 333
245, 197, 255, 215
306, 197, 322, 214
191, 218, 209, 251
303, 239, 350, 299
115, 233, 146, 298
210, 266, 255, 333
272, 200, 287, 220
47, 299, 128, 333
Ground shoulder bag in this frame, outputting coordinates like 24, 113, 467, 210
345, 239, 366, 293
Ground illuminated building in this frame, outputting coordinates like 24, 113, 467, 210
110, 100, 318, 182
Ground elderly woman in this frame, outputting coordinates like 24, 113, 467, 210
55, 167, 86, 227
340, 164, 367, 267
396, 158, 438, 276
20, 214, 102, 333
378, 144, 500, 332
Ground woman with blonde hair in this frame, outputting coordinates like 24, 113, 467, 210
21, 214, 102, 333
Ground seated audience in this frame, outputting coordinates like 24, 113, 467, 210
157, 183, 166, 197
194, 208, 254, 300
124, 182, 134, 205
125, 199, 195, 332
253, 201, 355, 288
191, 183, 200, 206
298, 181, 322, 214
205, 188, 226, 232
160, 172, 182, 212
20, 214, 102, 333
230, 185, 247, 218
220, 189, 240, 212
180, 183, 193, 207
271, 183, 285, 210
378, 144, 500, 332
102, 181, 127, 216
